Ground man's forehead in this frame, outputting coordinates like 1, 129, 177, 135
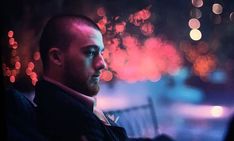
69, 23, 104, 50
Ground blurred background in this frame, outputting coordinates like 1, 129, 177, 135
1, 0, 234, 141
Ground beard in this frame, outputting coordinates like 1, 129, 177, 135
63, 75, 100, 97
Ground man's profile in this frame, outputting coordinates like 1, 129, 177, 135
34, 15, 128, 141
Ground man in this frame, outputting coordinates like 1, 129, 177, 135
34, 15, 128, 141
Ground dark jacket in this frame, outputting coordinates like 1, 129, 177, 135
5, 88, 47, 141
34, 80, 128, 141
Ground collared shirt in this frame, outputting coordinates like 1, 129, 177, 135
43, 76, 111, 126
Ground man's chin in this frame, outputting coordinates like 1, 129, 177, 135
87, 84, 100, 97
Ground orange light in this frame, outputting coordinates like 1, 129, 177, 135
212, 3, 223, 15
101, 70, 113, 81
193, 55, 217, 77
8, 30, 14, 38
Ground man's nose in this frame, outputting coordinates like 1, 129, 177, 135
94, 53, 107, 70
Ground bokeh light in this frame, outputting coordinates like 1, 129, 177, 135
97, 7, 106, 17
192, 0, 203, 8
101, 70, 113, 81
211, 106, 224, 117
10, 75, 15, 83
115, 22, 126, 33
33, 51, 41, 61
9, 38, 15, 46
190, 8, 202, 19
188, 18, 200, 29
15, 61, 21, 70
212, 3, 223, 15
140, 22, 154, 36
193, 54, 217, 77
8, 30, 14, 38
230, 12, 234, 22
28, 62, 35, 70
189, 29, 202, 41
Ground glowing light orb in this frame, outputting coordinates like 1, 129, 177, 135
190, 29, 202, 41
28, 62, 35, 69
192, 0, 203, 8
10, 75, 15, 83
211, 106, 223, 117
8, 30, 14, 38
15, 61, 21, 70
212, 3, 223, 15
188, 18, 200, 29
101, 70, 113, 81
9, 38, 15, 46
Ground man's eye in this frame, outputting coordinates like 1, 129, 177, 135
86, 51, 96, 57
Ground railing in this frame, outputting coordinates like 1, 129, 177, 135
104, 97, 159, 138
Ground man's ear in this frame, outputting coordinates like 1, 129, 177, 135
48, 48, 64, 66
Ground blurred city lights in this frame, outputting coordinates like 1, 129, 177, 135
33, 51, 41, 61
190, 8, 202, 19
189, 29, 202, 41
28, 62, 35, 69
10, 75, 15, 83
192, 0, 203, 8
230, 12, 234, 22
210, 106, 224, 118
212, 3, 223, 15
15, 61, 21, 70
188, 18, 200, 29
8, 30, 14, 38
115, 22, 126, 33
97, 7, 106, 17
101, 70, 113, 81
140, 22, 154, 36
9, 38, 15, 46
193, 55, 217, 77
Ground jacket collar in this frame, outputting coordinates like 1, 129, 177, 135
43, 76, 96, 111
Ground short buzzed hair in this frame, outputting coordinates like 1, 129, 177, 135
39, 14, 101, 69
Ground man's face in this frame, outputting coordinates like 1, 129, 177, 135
63, 24, 106, 97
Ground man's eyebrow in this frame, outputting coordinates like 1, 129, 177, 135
82, 45, 104, 52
